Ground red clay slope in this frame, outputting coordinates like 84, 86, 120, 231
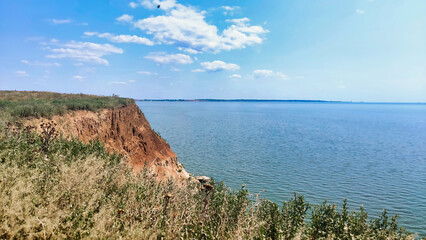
27, 102, 189, 181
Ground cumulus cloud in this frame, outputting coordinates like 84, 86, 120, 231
145, 52, 193, 64
21, 59, 61, 67
49, 19, 72, 24
14, 70, 29, 77
253, 69, 288, 80
228, 74, 241, 79
356, 9, 365, 14
221, 6, 240, 16
119, 0, 268, 53
129, 2, 138, 8
137, 71, 158, 75
200, 60, 240, 72
226, 18, 249, 24
110, 79, 136, 85
45, 40, 123, 65
116, 14, 134, 23
222, 6, 239, 11
73, 75, 84, 81
110, 81, 128, 85
253, 69, 274, 76
84, 32, 154, 45
178, 47, 202, 54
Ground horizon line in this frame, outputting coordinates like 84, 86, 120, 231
135, 99, 426, 104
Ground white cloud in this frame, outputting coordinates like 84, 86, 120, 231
170, 67, 181, 72
145, 52, 193, 64
120, 1, 268, 53
110, 79, 136, 85
45, 40, 123, 65
129, 2, 138, 8
226, 18, 249, 24
21, 59, 61, 67
200, 60, 240, 72
178, 47, 201, 54
222, 6, 239, 11
116, 14, 134, 23
228, 74, 241, 79
84, 32, 154, 45
49, 19, 72, 24
191, 69, 205, 72
253, 69, 288, 80
221, 6, 240, 16
110, 81, 128, 85
356, 9, 365, 14
137, 71, 158, 75
254, 69, 274, 76
14, 70, 29, 77
73, 75, 84, 81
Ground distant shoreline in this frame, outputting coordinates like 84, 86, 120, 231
135, 99, 426, 104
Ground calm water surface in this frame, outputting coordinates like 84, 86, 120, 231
137, 102, 426, 236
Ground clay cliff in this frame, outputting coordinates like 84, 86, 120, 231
26, 102, 189, 181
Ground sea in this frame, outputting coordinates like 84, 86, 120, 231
136, 101, 426, 237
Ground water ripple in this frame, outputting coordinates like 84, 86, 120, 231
138, 102, 426, 237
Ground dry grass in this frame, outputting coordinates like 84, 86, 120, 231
0, 91, 133, 129
0, 91, 122, 101
0, 126, 415, 239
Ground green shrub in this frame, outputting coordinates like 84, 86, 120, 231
281, 193, 309, 239
0, 127, 415, 239
0, 91, 134, 123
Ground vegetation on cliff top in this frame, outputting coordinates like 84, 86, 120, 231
0, 91, 133, 126
0, 124, 414, 239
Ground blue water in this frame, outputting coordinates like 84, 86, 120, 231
136, 102, 426, 236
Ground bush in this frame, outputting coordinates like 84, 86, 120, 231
0, 126, 415, 239
0, 91, 134, 122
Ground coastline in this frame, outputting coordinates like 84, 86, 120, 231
136, 99, 426, 104
0, 91, 421, 238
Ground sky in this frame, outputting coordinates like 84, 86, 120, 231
0, 0, 425, 102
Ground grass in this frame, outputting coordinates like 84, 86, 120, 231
0, 124, 415, 239
0, 91, 133, 128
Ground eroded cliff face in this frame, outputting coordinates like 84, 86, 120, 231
27, 102, 189, 181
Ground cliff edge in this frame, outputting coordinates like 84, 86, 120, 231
27, 102, 189, 181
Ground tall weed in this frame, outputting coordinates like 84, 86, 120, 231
0, 126, 414, 239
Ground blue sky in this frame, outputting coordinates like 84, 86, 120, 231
0, 0, 425, 102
